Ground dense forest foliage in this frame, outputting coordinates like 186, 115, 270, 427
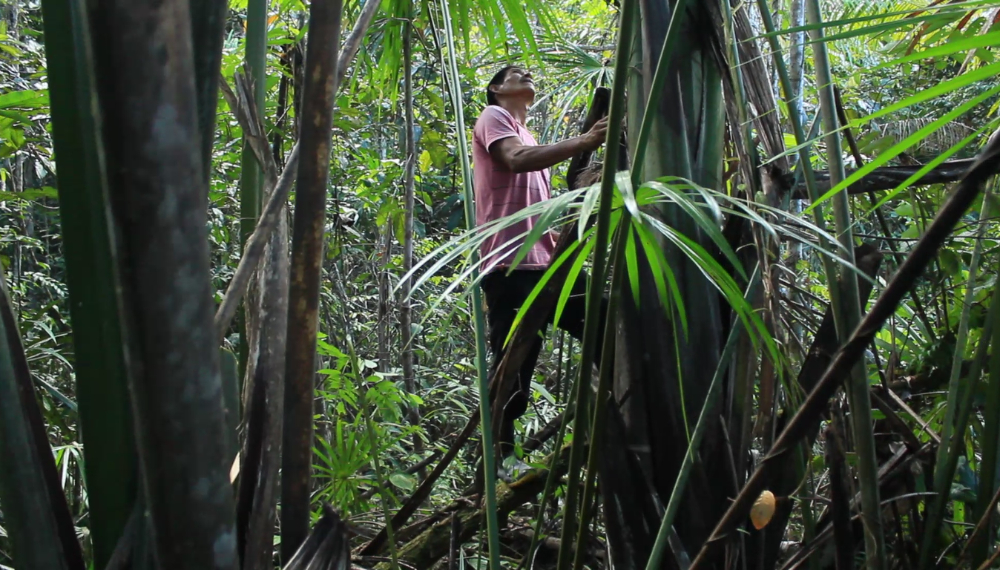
2, 0, 1000, 568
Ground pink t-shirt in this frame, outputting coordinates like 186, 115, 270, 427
472, 106, 557, 274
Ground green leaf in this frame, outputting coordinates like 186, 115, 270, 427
940, 249, 962, 277
0, 89, 49, 110
418, 149, 432, 173
389, 472, 417, 492
577, 182, 600, 242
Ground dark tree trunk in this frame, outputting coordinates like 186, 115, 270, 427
282, 0, 344, 560
88, 1, 236, 566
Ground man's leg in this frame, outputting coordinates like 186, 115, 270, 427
481, 270, 547, 458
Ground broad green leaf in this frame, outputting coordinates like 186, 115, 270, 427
0, 90, 49, 110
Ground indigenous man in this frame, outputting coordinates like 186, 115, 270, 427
472, 65, 610, 478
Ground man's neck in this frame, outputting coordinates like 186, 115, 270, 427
498, 99, 530, 125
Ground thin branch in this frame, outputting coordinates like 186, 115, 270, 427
214, 76, 299, 341
787, 158, 994, 199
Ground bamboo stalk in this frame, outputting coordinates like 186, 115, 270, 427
554, 0, 637, 564
972, 239, 1000, 566
805, 1, 885, 567
238, 0, 269, 381
214, 0, 382, 340
215, 76, 299, 340
281, 0, 344, 558
436, 0, 500, 566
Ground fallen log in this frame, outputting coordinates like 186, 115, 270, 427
373, 444, 571, 570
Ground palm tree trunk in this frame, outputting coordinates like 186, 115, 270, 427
87, 1, 237, 566
604, 0, 731, 566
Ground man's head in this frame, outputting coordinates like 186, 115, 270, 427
486, 65, 535, 107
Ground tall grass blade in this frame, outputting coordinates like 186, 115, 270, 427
806, 1, 885, 566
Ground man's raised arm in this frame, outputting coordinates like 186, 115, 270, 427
491, 117, 609, 174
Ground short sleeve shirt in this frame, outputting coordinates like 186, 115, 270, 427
472, 106, 557, 274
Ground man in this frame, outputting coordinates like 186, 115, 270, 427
472, 65, 610, 478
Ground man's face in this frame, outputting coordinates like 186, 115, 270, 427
492, 67, 535, 103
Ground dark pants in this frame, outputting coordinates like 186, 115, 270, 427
481, 269, 609, 457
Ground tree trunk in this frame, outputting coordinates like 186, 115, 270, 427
604, 1, 730, 567
282, 0, 344, 559
400, 14, 421, 431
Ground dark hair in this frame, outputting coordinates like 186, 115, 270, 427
485, 65, 516, 106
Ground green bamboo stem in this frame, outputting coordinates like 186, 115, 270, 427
806, 2, 885, 567
554, 0, 637, 564
972, 247, 1000, 566
38, 0, 135, 566
920, 191, 993, 570
436, 0, 499, 567
241, 0, 268, 236
572, 223, 626, 570
758, 4, 869, 563
645, 265, 761, 570
238, 0, 268, 381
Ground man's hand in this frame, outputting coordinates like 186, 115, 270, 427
580, 116, 609, 152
